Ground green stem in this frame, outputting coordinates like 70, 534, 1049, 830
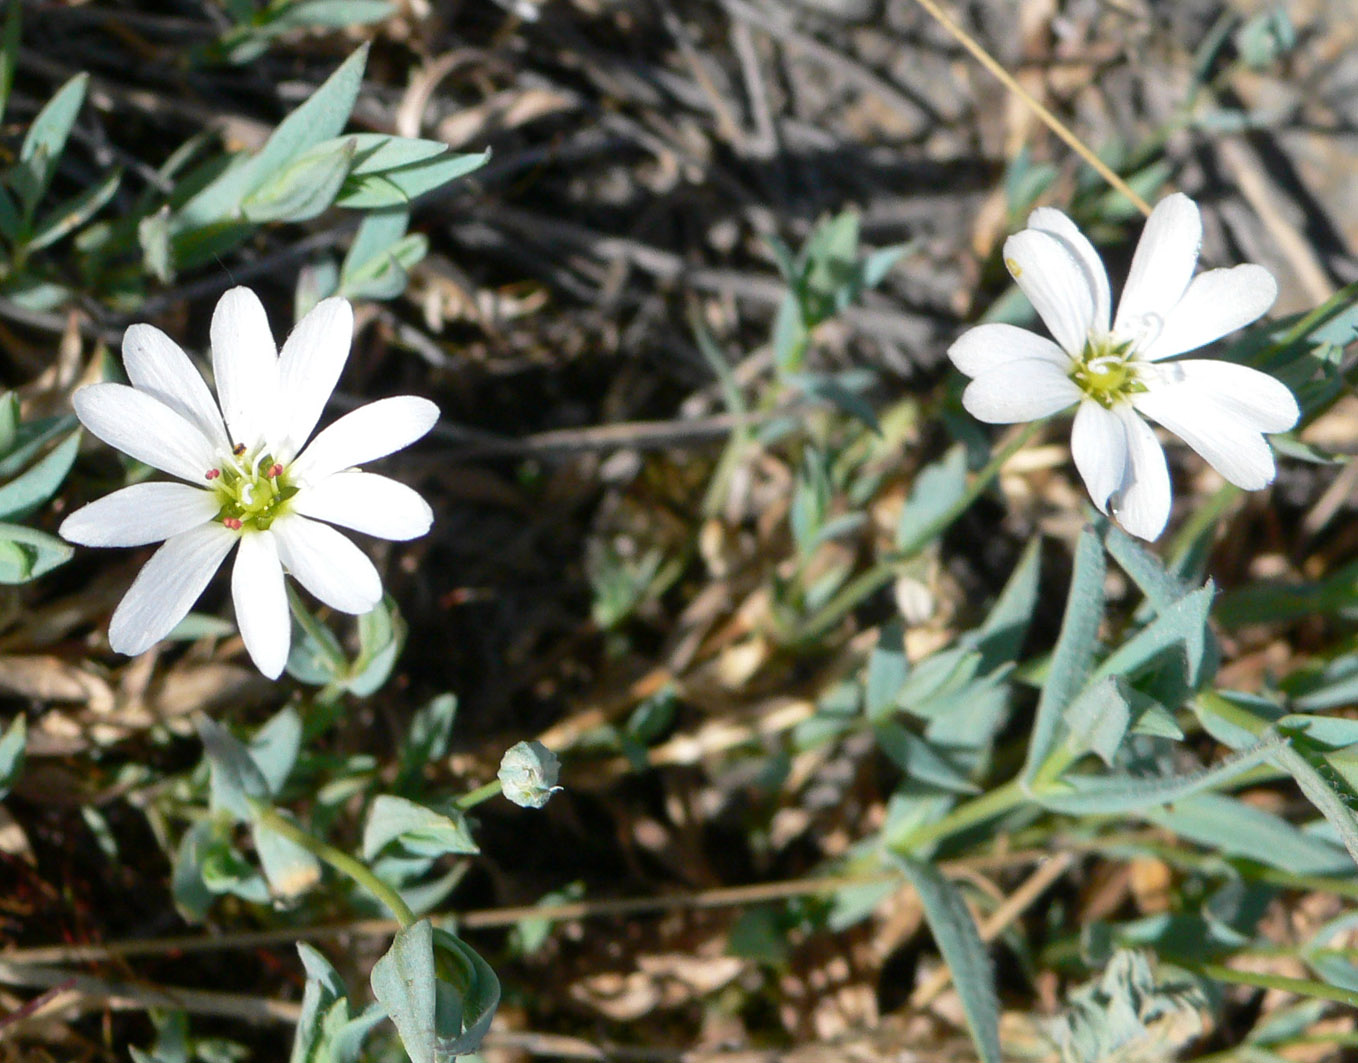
792, 420, 1042, 643
249, 801, 418, 930
892, 778, 1026, 854
455, 779, 503, 811
1188, 962, 1358, 1008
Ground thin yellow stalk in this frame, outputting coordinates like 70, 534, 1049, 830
910, 0, 1152, 218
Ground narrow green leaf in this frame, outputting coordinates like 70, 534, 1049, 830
1145, 792, 1352, 875
180, 45, 368, 224
0, 393, 17, 456
243, 138, 355, 222
1035, 732, 1284, 814
16, 73, 88, 214
371, 920, 436, 1063
0, 0, 20, 127
864, 618, 909, 722
26, 167, 120, 251
0, 521, 72, 583
336, 145, 489, 210
891, 857, 1001, 1063
0, 713, 25, 800
268, 0, 393, 31
1023, 526, 1104, 784
1105, 522, 1193, 610
1091, 583, 1215, 689
0, 429, 79, 520
1062, 676, 1131, 766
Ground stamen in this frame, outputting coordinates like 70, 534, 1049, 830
205, 468, 221, 480
223, 517, 243, 530
267, 463, 283, 478
232, 443, 247, 457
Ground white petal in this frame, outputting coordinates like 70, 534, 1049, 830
1143, 359, 1299, 433
1113, 193, 1202, 341
1070, 401, 1126, 515
1133, 387, 1277, 490
274, 297, 354, 463
1027, 207, 1112, 334
1111, 406, 1172, 541
211, 287, 279, 448
1140, 265, 1278, 360
271, 514, 383, 614
232, 531, 289, 679
73, 383, 219, 483
961, 359, 1081, 423
293, 471, 433, 541
1003, 229, 1097, 356
122, 325, 230, 450
947, 323, 1070, 379
60, 482, 220, 547
291, 396, 439, 483
108, 523, 238, 656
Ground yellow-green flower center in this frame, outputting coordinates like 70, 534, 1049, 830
1070, 336, 1146, 409
208, 448, 297, 532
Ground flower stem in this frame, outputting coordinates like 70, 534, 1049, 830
455, 779, 503, 811
790, 420, 1042, 643
892, 778, 1027, 855
908, 0, 1151, 217
249, 800, 418, 930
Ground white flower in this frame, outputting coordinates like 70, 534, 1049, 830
60, 287, 438, 678
949, 193, 1299, 541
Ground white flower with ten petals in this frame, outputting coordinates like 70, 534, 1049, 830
60, 287, 438, 678
949, 193, 1299, 541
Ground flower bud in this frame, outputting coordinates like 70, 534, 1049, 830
497, 741, 562, 809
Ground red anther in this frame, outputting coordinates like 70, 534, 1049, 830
267, 463, 283, 478
205, 468, 221, 480
223, 517, 243, 530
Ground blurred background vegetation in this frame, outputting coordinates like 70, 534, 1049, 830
3, 0, 1358, 1060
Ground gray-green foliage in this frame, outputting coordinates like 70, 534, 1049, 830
0, 393, 79, 583
1047, 950, 1205, 1063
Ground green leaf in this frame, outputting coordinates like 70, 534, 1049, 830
268, 0, 393, 31
171, 819, 219, 922
1105, 522, 1193, 611
248, 705, 302, 793
1062, 676, 1131, 766
371, 920, 437, 1063
291, 943, 348, 1063
0, 714, 25, 800
0, 521, 72, 583
362, 795, 479, 861
397, 694, 458, 789
0, 412, 78, 478
1035, 733, 1284, 814
0, 429, 79, 520
891, 857, 1001, 1063
0, 392, 18, 456
430, 928, 500, 1057
864, 618, 909, 723
873, 723, 978, 793
14, 73, 88, 216
138, 205, 174, 282
198, 716, 271, 821
0, 0, 20, 127
1023, 527, 1104, 784
253, 815, 322, 899
783, 371, 880, 433
26, 167, 119, 251
896, 445, 966, 555
1145, 792, 1353, 875
180, 45, 368, 224
1090, 583, 1215, 689
346, 596, 405, 696
335, 147, 489, 209
242, 137, 355, 222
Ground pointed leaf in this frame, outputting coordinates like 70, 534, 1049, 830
371, 919, 436, 1063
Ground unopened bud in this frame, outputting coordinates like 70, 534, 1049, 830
497, 741, 562, 809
